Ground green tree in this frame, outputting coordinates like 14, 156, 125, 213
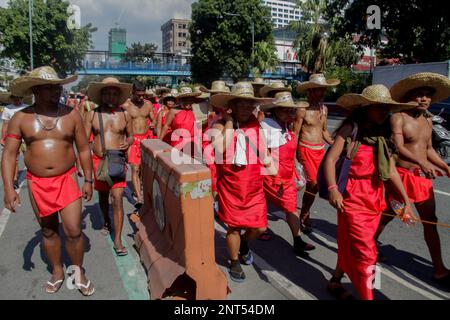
121, 42, 159, 63
0, 0, 97, 74
190, 0, 275, 85
252, 41, 279, 77
289, 0, 359, 74
326, 0, 450, 63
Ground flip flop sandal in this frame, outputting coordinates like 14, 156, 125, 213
240, 251, 254, 265
45, 277, 65, 294
327, 279, 354, 300
76, 280, 95, 297
228, 268, 246, 283
114, 247, 128, 257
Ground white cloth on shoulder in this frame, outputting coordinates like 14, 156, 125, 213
261, 118, 291, 149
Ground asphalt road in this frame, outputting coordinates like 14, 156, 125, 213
0, 116, 449, 300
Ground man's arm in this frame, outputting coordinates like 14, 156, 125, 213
84, 110, 95, 139
1, 114, 23, 212
426, 121, 450, 176
156, 111, 164, 138
322, 107, 334, 145
1, 120, 9, 144
160, 109, 176, 140
73, 110, 93, 201
293, 108, 305, 138
123, 111, 134, 148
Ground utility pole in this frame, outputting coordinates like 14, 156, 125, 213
28, 0, 34, 70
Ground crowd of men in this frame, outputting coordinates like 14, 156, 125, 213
1, 66, 450, 300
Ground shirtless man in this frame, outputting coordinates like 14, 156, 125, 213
85, 77, 133, 256
376, 72, 450, 288
121, 82, 155, 208
2, 66, 95, 296
295, 74, 340, 234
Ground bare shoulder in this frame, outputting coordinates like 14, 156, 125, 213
85, 109, 96, 123
296, 107, 306, 118
390, 112, 404, 126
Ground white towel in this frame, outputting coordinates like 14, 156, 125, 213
233, 126, 248, 166
261, 118, 291, 149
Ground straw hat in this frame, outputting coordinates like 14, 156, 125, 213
10, 66, 78, 97
162, 94, 177, 105
200, 81, 230, 94
87, 77, 132, 105
337, 84, 418, 112
145, 89, 156, 97
210, 81, 275, 108
390, 72, 450, 104
296, 73, 340, 94
194, 86, 210, 99
260, 91, 309, 111
260, 81, 292, 97
156, 87, 171, 97
0, 92, 11, 104
170, 88, 179, 96
176, 86, 202, 100
192, 101, 210, 125
0, 92, 33, 105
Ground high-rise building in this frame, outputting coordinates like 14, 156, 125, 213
262, 0, 302, 29
108, 27, 127, 61
161, 19, 191, 54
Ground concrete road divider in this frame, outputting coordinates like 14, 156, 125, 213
134, 139, 229, 300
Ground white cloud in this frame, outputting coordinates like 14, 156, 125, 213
1, 0, 195, 51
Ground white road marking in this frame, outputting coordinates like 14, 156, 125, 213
214, 221, 315, 300
435, 189, 450, 197
0, 180, 26, 240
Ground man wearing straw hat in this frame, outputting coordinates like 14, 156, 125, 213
376, 72, 450, 288
160, 86, 203, 157
209, 82, 277, 282
2, 66, 95, 296
259, 91, 316, 256
199, 81, 231, 202
296, 73, 340, 234
85, 77, 133, 256
122, 81, 155, 209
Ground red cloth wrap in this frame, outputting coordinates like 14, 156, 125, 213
264, 131, 297, 213
5, 134, 22, 140
92, 154, 127, 191
27, 167, 82, 218
128, 131, 152, 165
297, 140, 325, 183
389, 166, 434, 204
338, 144, 385, 300
217, 118, 267, 229
169, 109, 195, 152
161, 112, 173, 145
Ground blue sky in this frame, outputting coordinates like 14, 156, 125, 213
0, 0, 195, 51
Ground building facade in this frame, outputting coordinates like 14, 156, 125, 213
262, 0, 302, 29
161, 19, 192, 54
108, 27, 127, 61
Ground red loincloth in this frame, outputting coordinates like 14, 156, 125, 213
128, 131, 152, 165
298, 140, 325, 183
264, 131, 298, 213
389, 166, 434, 204
337, 144, 386, 300
217, 117, 267, 229
27, 166, 82, 218
92, 154, 127, 192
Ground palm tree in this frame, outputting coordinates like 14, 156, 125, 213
289, 0, 330, 74
251, 41, 279, 77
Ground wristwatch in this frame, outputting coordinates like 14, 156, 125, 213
85, 179, 94, 184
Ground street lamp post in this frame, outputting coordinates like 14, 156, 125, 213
29, 0, 34, 70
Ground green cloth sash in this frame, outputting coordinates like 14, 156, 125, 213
345, 126, 391, 181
